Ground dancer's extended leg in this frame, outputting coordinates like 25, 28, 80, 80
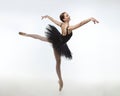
19, 32, 63, 91
53, 48, 63, 91
19, 32, 49, 42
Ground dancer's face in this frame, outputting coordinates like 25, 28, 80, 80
63, 12, 70, 22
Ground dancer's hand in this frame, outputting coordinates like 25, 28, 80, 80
41, 15, 48, 20
91, 17, 99, 24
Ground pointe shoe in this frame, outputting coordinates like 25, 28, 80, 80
58, 80, 63, 91
19, 32, 26, 35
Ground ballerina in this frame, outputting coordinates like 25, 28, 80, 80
19, 12, 99, 91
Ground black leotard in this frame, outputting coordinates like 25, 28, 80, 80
45, 24, 73, 59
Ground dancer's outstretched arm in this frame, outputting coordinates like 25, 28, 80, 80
69, 17, 99, 30
41, 15, 62, 26
19, 32, 49, 42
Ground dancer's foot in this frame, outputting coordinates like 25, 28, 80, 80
19, 32, 26, 36
58, 80, 63, 91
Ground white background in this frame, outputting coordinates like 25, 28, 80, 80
0, 0, 120, 96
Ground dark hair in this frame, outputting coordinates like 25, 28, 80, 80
59, 12, 65, 22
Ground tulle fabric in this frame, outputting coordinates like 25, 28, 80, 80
45, 24, 72, 59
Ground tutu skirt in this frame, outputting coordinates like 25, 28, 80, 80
45, 24, 72, 59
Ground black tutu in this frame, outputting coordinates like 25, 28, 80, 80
45, 24, 72, 59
